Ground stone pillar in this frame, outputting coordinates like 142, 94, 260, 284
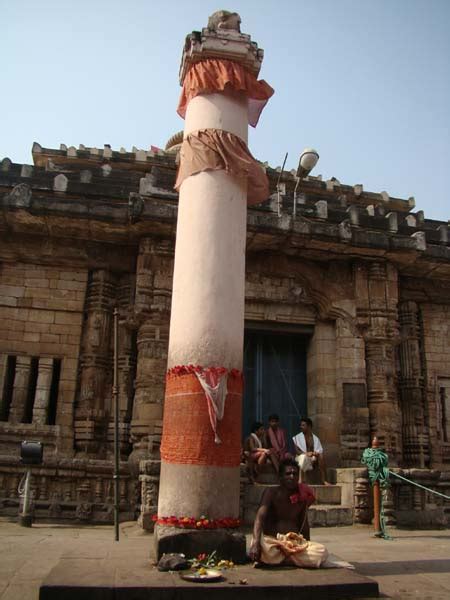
129, 238, 172, 467
363, 262, 401, 464
107, 273, 136, 458
32, 358, 54, 425
398, 301, 429, 466
8, 356, 32, 424
306, 321, 339, 466
156, 12, 271, 558
0, 353, 9, 420
74, 269, 115, 455
336, 316, 369, 466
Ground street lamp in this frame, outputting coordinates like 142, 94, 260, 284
294, 148, 319, 217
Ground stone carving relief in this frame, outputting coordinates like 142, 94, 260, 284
3, 183, 32, 208
207, 10, 241, 32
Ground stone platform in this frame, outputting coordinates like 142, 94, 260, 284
40, 557, 378, 600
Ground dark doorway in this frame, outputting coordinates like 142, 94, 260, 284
243, 328, 309, 453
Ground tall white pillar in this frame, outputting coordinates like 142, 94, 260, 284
156, 11, 272, 557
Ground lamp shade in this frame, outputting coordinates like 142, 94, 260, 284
20, 441, 43, 465
297, 148, 319, 178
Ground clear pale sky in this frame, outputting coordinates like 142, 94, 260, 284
1, 0, 449, 221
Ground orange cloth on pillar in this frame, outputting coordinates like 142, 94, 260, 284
177, 58, 274, 128
175, 128, 269, 205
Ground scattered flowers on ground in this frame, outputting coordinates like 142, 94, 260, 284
189, 550, 234, 572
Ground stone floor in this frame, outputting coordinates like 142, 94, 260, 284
0, 519, 449, 599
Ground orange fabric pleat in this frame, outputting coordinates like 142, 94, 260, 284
178, 58, 274, 127
175, 129, 269, 205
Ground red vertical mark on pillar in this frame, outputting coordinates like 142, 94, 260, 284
160, 370, 242, 467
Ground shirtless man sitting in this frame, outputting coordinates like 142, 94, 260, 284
248, 459, 328, 567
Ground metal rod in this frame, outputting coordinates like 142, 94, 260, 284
19, 470, 33, 527
293, 176, 301, 218
276, 152, 288, 218
113, 307, 120, 541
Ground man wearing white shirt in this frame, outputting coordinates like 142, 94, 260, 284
292, 417, 330, 485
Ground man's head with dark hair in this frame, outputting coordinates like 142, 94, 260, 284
279, 458, 299, 478
251, 421, 264, 434
268, 414, 280, 430
300, 417, 313, 432
278, 458, 299, 491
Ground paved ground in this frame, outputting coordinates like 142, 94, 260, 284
0, 519, 449, 599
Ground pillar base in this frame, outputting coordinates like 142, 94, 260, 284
154, 524, 247, 563
19, 514, 33, 527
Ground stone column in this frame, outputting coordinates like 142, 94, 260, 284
363, 262, 402, 464
156, 12, 271, 557
107, 273, 136, 458
8, 356, 32, 424
74, 269, 115, 455
0, 353, 9, 420
32, 358, 54, 425
129, 238, 172, 468
398, 301, 429, 466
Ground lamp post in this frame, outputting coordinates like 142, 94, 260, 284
293, 148, 319, 217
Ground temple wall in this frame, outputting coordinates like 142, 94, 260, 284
335, 318, 369, 466
0, 261, 87, 456
421, 303, 450, 467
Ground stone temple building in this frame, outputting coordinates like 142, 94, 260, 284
0, 138, 449, 528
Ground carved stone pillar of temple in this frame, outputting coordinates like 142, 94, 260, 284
360, 262, 402, 463
8, 355, 32, 424
129, 238, 172, 468
32, 358, 54, 425
106, 273, 136, 458
74, 269, 116, 456
398, 301, 429, 466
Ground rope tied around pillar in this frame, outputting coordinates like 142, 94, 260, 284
361, 437, 391, 540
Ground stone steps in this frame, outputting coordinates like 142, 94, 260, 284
242, 482, 351, 526
309, 505, 353, 527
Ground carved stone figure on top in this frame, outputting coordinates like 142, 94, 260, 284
207, 10, 241, 33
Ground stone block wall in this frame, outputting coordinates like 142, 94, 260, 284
0, 261, 87, 455
336, 319, 370, 465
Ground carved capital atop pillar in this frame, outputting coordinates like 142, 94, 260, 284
179, 12, 264, 84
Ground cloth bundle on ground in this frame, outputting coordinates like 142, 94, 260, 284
157, 553, 189, 571
258, 532, 328, 568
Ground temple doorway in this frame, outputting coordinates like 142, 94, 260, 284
243, 327, 311, 452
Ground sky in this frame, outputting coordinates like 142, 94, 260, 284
1, 0, 449, 221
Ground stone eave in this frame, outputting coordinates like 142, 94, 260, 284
1, 187, 449, 278
27, 144, 420, 216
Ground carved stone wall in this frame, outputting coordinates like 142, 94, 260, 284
420, 303, 450, 467
336, 317, 369, 466
74, 269, 116, 456
355, 261, 402, 464
398, 301, 429, 466
0, 455, 138, 523
129, 238, 173, 469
